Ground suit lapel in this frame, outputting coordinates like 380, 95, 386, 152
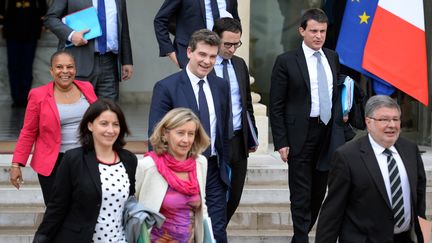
47, 83, 60, 126
180, 70, 200, 114
359, 137, 392, 209
394, 141, 417, 201
231, 56, 247, 107
207, 75, 222, 125
295, 48, 311, 92
323, 49, 338, 102
84, 150, 102, 195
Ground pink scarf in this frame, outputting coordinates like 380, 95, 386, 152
146, 151, 199, 196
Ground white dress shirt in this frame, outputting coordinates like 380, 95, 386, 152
204, 0, 232, 30
186, 65, 216, 156
368, 134, 411, 233
92, 0, 119, 53
302, 42, 333, 117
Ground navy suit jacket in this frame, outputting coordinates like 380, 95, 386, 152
154, 0, 239, 68
148, 69, 231, 185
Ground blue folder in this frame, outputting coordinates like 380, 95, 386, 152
62, 7, 102, 43
341, 76, 354, 116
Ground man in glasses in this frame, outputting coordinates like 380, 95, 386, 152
316, 95, 426, 243
211, 17, 258, 225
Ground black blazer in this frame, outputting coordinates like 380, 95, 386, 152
154, 0, 239, 68
316, 136, 426, 243
148, 69, 231, 186
33, 147, 137, 243
269, 47, 340, 170
210, 55, 257, 156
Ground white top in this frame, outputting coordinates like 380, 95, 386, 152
204, 0, 232, 30
368, 134, 411, 233
92, 0, 119, 53
186, 65, 216, 156
92, 161, 129, 243
302, 42, 333, 117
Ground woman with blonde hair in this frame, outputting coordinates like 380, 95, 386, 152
135, 107, 211, 243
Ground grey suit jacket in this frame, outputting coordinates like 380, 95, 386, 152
44, 0, 133, 77
316, 136, 426, 243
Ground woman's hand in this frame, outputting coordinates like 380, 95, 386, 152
10, 164, 24, 189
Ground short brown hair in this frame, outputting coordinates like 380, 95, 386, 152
150, 108, 210, 158
188, 29, 221, 52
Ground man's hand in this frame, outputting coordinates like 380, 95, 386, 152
167, 52, 179, 68
122, 65, 133, 81
249, 147, 258, 153
343, 115, 349, 123
278, 147, 289, 163
71, 29, 89, 46
9, 166, 23, 189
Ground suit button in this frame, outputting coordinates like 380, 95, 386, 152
96, 204, 100, 207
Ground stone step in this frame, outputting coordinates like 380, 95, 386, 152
227, 229, 315, 243
0, 227, 36, 243
227, 205, 291, 231
0, 185, 44, 205
0, 206, 45, 228
240, 184, 290, 205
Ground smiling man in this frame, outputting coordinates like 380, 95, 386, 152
148, 29, 231, 242
316, 95, 426, 243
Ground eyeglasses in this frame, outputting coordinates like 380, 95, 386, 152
223, 41, 242, 49
368, 117, 401, 125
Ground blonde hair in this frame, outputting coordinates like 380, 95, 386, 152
150, 108, 210, 158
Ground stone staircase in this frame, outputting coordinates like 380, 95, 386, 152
0, 148, 431, 243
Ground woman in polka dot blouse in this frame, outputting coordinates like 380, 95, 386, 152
135, 108, 212, 243
33, 99, 137, 243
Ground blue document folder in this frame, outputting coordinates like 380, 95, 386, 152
62, 7, 102, 42
341, 76, 355, 116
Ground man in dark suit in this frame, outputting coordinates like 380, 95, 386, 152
316, 95, 426, 243
269, 8, 342, 243
44, 0, 133, 101
0, 0, 46, 107
211, 17, 258, 224
148, 29, 231, 243
154, 0, 239, 68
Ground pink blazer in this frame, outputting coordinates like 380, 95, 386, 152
12, 80, 98, 176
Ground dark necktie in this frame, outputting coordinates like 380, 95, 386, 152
383, 149, 405, 227
222, 59, 234, 139
198, 80, 211, 157
210, 0, 220, 20
97, 0, 107, 54
314, 52, 331, 124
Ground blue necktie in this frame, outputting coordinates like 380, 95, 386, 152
210, 0, 220, 20
97, 0, 107, 54
222, 59, 234, 139
314, 52, 331, 124
198, 80, 211, 157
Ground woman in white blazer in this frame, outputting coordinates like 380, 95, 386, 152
135, 108, 211, 243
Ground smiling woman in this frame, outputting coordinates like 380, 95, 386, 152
33, 99, 137, 243
9, 50, 98, 206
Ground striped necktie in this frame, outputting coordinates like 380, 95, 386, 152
383, 148, 405, 227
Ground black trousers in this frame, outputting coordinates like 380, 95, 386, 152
288, 120, 329, 243
37, 153, 64, 206
6, 40, 37, 105
226, 130, 248, 224
76, 52, 119, 101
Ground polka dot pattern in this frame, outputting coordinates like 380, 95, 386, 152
92, 162, 129, 243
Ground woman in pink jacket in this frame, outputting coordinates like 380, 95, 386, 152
9, 50, 98, 205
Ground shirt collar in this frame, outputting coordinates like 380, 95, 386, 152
368, 133, 397, 155
186, 64, 208, 85
302, 41, 324, 59
216, 55, 231, 65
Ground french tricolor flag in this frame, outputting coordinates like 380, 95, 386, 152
362, 0, 428, 105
